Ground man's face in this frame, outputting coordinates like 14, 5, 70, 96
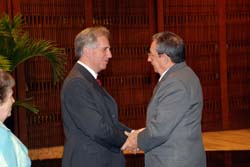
90, 36, 112, 73
147, 40, 165, 74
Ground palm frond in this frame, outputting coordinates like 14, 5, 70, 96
0, 14, 12, 32
0, 55, 11, 71
12, 38, 66, 83
14, 98, 39, 114
0, 13, 67, 114
0, 13, 67, 84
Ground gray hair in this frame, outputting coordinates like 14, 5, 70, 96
0, 69, 15, 105
153, 31, 185, 63
74, 26, 110, 59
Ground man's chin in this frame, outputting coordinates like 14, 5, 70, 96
101, 65, 108, 70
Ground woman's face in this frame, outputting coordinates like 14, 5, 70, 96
0, 88, 15, 123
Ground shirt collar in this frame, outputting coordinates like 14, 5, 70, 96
159, 68, 169, 82
0, 121, 10, 131
77, 61, 98, 79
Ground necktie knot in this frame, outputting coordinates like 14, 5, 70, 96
96, 79, 102, 86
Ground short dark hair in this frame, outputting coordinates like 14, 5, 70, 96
153, 31, 185, 63
0, 69, 15, 105
74, 26, 110, 59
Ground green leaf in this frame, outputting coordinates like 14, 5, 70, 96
0, 13, 66, 84
0, 55, 11, 71
13, 98, 39, 114
1, 13, 67, 114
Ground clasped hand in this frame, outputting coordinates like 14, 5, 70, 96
121, 128, 145, 154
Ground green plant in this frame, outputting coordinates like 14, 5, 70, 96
0, 14, 66, 113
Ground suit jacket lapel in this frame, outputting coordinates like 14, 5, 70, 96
75, 63, 97, 84
75, 64, 118, 120
147, 62, 187, 120
151, 62, 187, 99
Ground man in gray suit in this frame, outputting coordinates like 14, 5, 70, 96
61, 26, 131, 167
122, 31, 206, 167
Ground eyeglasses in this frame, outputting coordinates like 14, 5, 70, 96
147, 52, 163, 57
148, 52, 159, 57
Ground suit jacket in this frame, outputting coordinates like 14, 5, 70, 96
138, 62, 206, 167
61, 63, 130, 167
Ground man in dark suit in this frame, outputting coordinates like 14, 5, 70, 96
122, 31, 207, 167
61, 26, 131, 167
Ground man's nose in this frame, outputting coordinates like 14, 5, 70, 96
107, 49, 112, 58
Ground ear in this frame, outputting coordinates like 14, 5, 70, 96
161, 53, 169, 62
84, 47, 93, 57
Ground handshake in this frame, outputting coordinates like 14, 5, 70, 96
121, 128, 145, 154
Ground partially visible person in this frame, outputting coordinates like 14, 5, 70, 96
61, 26, 131, 167
0, 69, 31, 167
122, 31, 206, 167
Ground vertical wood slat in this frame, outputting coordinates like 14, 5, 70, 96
0, 0, 13, 16
156, 0, 164, 32
218, 0, 229, 129
6, 0, 30, 145
149, 0, 158, 89
0, 0, 8, 15
84, 0, 93, 26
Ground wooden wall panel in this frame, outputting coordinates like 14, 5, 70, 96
162, 0, 222, 131
20, 0, 85, 148
226, 0, 250, 129
92, 0, 154, 129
